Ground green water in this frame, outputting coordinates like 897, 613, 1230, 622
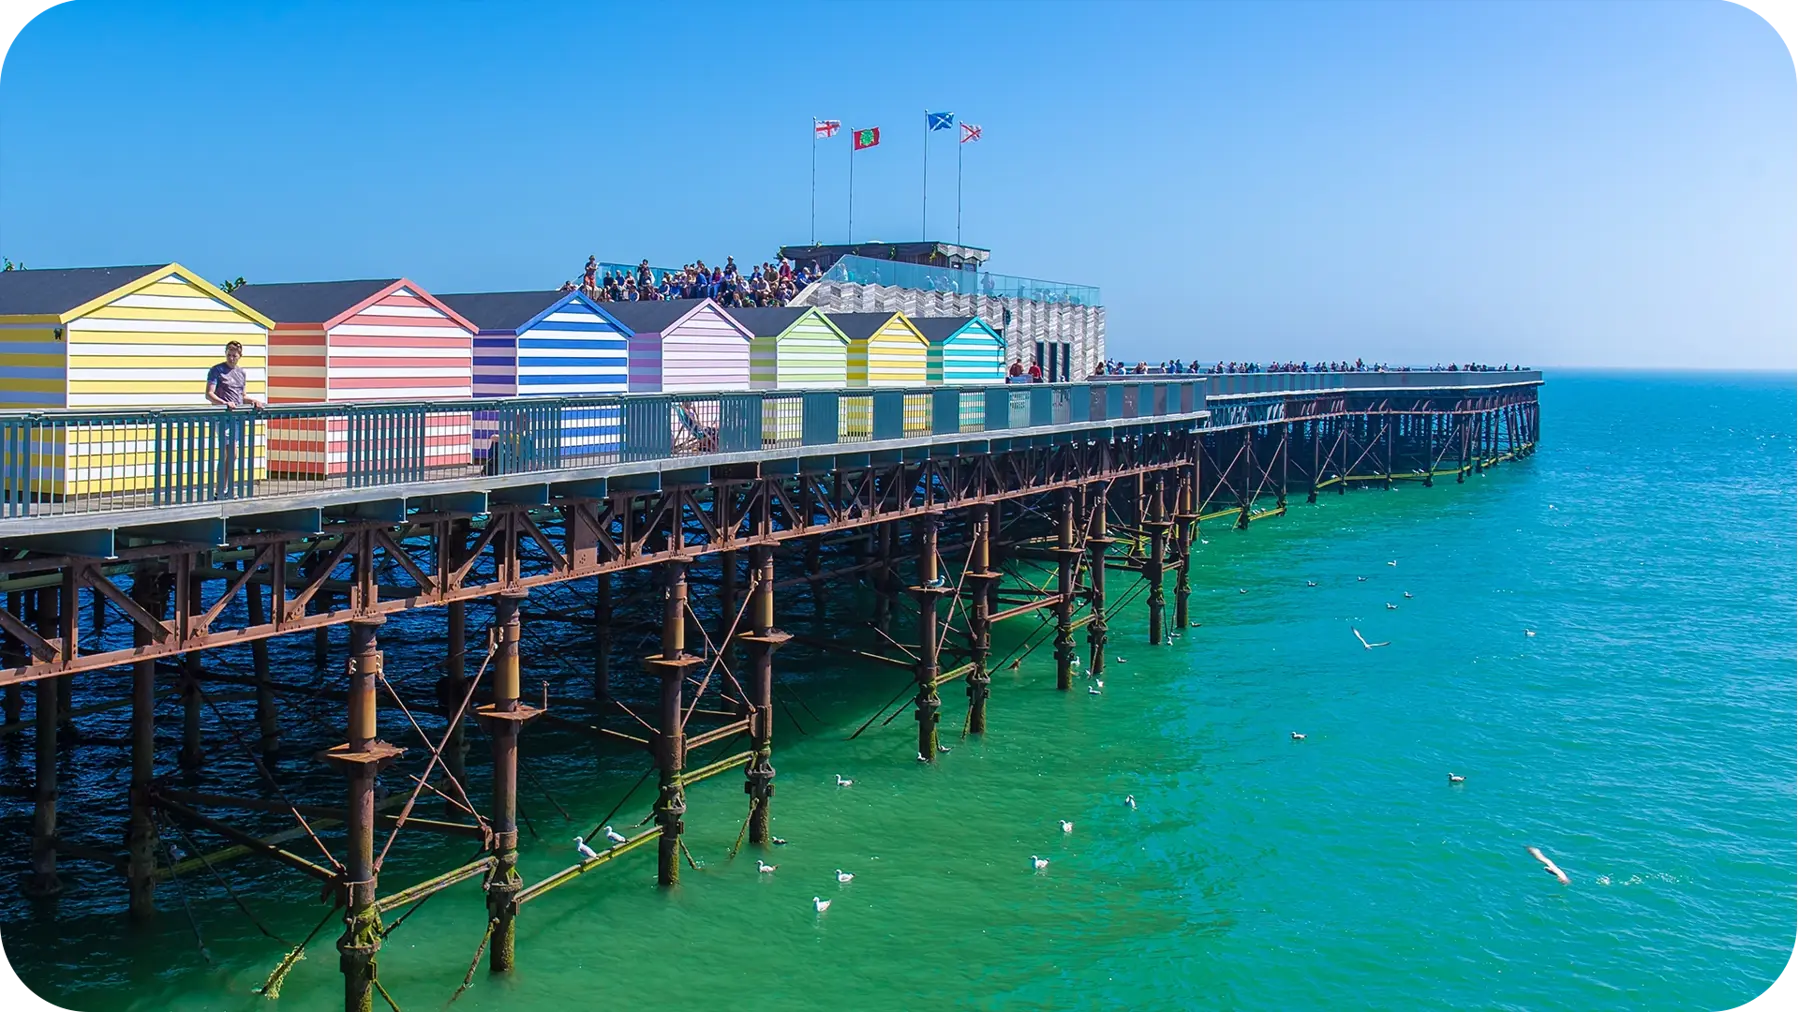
3, 371, 1793, 1011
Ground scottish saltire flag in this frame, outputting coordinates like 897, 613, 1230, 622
853, 127, 881, 150
960, 122, 983, 143
928, 111, 955, 131
815, 119, 841, 138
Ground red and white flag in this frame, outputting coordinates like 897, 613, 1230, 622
814, 119, 841, 139
960, 122, 983, 144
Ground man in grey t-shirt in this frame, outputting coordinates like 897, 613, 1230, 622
206, 341, 260, 497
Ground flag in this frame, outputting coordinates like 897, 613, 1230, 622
928, 111, 955, 131
814, 119, 840, 138
853, 127, 881, 150
960, 123, 982, 144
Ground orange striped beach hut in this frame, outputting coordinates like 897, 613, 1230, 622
231, 279, 476, 477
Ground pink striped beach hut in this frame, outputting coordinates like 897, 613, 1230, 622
604, 298, 753, 393
231, 279, 477, 477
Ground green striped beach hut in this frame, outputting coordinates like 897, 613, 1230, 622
727, 306, 850, 388
914, 316, 1007, 385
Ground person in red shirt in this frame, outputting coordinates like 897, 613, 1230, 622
1027, 361, 1044, 382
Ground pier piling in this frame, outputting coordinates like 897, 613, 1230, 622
912, 518, 944, 760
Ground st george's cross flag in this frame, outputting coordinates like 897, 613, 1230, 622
814, 119, 841, 139
927, 111, 955, 131
853, 126, 881, 150
960, 122, 983, 144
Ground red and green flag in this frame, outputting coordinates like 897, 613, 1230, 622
852, 126, 881, 150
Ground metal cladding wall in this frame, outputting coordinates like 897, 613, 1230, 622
924, 319, 1007, 385
796, 279, 1106, 378
623, 301, 752, 394
743, 308, 849, 389
0, 265, 271, 493
835, 313, 929, 387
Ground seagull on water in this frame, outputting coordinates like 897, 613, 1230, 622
1125, 794, 1137, 810
813, 896, 832, 912
1060, 820, 1074, 834
1403, 591, 1413, 599
836, 869, 855, 883
1352, 628, 1390, 649
1356, 576, 1368, 583
1291, 732, 1306, 740
603, 825, 627, 845
575, 836, 598, 860
1388, 560, 1397, 567
1386, 602, 1398, 610
1527, 846, 1570, 885
1238, 588, 1248, 595
1088, 684, 1102, 695
1031, 855, 1049, 871
758, 860, 778, 874
1115, 656, 1127, 663
917, 752, 930, 763
771, 837, 789, 845
1095, 678, 1104, 688
1525, 629, 1536, 637
1306, 580, 1317, 587
1447, 773, 1466, 784
1200, 538, 1210, 545
937, 743, 952, 753
835, 774, 853, 787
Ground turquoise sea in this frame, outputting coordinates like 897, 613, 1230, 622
2, 370, 1793, 1011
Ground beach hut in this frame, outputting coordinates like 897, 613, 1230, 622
605, 298, 752, 394
826, 312, 929, 388
231, 279, 476, 478
0, 263, 272, 496
727, 305, 850, 445
439, 289, 629, 464
914, 316, 1007, 386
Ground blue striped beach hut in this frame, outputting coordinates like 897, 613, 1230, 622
439, 289, 629, 462
914, 316, 1006, 385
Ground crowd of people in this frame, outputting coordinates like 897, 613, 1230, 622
558, 255, 822, 307
1094, 359, 1531, 375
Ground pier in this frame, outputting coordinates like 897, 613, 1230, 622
0, 369, 1539, 1009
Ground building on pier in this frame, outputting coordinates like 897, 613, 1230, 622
440, 289, 630, 461
231, 279, 477, 477
826, 312, 929, 387
605, 298, 753, 394
0, 263, 272, 494
729, 306, 851, 389
914, 316, 1007, 385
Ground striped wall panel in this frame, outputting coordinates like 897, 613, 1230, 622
65, 272, 269, 410
268, 325, 328, 403
849, 321, 928, 387
930, 329, 1006, 385
749, 315, 848, 390
629, 306, 750, 394
0, 423, 267, 496
472, 302, 629, 461
0, 325, 66, 409
325, 289, 473, 402
268, 414, 472, 478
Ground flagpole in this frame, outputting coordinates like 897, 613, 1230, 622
957, 138, 963, 247
848, 134, 855, 244
922, 110, 929, 241
811, 119, 818, 245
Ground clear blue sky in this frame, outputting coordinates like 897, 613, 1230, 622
0, 0, 1791, 368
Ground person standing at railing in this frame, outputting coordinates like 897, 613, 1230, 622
205, 340, 261, 500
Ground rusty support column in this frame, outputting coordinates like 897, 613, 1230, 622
1308, 420, 1321, 503
1053, 489, 1078, 692
912, 518, 945, 760
1146, 475, 1169, 645
593, 573, 613, 698
871, 522, 892, 632
1424, 413, 1436, 487
966, 508, 996, 730
179, 570, 203, 770
1458, 413, 1470, 482
1278, 423, 1290, 512
740, 546, 787, 843
805, 536, 825, 617
325, 617, 400, 1012
1086, 487, 1112, 684
244, 559, 276, 756
126, 570, 164, 918
478, 591, 535, 969
3, 591, 22, 725
1384, 413, 1395, 489
442, 600, 467, 817
648, 563, 694, 885
25, 589, 61, 898
1237, 429, 1254, 529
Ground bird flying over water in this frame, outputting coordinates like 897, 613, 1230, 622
813, 896, 832, 912
1060, 820, 1074, 834
575, 836, 598, 860
603, 825, 626, 844
1352, 628, 1390, 649
1031, 855, 1049, 870
1527, 846, 1570, 885
836, 869, 855, 883
835, 775, 853, 787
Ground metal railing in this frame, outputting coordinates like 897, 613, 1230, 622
1096, 370, 1543, 395
820, 255, 1101, 307
0, 380, 1205, 519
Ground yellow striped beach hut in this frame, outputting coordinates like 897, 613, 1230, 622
0, 264, 271, 495
827, 312, 929, 387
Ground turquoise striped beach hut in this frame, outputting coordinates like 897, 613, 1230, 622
914, 316, 1006, 385
440, 289, 629, 463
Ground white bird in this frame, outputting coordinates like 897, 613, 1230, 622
1031, 855, 1049, 871
1525, 629, 1536, 637
1386, 602, 1398, 610
603, 825, 627, 845
917, 752, 929, 762
1356, 576, 1368, 583
1070, 657, 1081, 668
836, 869, 855, 883
813, 896, 832, 912
1238, 588, 1248, 595
1124, 794, 1137, 810
1403, 591, 1413, 599
1199, 539, 1210, 545
1060, 820, 1074, 833
1088, 684, 1102, 695
1189, 621, 1202, 628
1306, 580, 1317, 587
1548, 504, 1557, 510
1352, 628, 1390, 649
771, 837, 788, 845
575, 836, 598, 860
835, 775, 853, 787
937, 744, 952, 753
1291, 731, 1306, 740
1095, 678, 1105, 688
1527, 846, 1570, 885
1447, 773, 1466, 784
758, 860, 777, 874
924, 575, 946, 589
1388, 560, 1397, 567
